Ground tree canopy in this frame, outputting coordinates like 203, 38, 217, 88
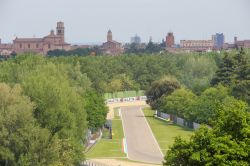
164, 97, 250, 166
163, 88, 197, 120
84, 90, 108, 132
0, 55, 107, 165
0, 83, 66, 166
0, 49, 249, 165
146, 76, 181, 110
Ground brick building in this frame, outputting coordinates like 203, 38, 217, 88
223, 37, 250, 50
101, 30, 123, 55
234, 37, 250, 48
0, 22, 70, 56
166, 32, 175, 48
180, 39, 214, 51
0, 40, 13, 56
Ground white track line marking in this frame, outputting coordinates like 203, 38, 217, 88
120, 108, 129, 158
139, 107, 164, 157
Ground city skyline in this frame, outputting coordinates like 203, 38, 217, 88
0, 0, 250, 44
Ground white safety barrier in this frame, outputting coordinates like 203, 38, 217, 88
106, 96, 147, 104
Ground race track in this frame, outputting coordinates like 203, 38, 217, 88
121, 106, 164, 164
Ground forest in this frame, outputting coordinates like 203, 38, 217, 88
144, 49, 250, 165
0, 49, 249, 165
49, 51, 222, 94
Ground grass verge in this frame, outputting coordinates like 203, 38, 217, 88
143, 108, 194, 155
86, 109, 126, 158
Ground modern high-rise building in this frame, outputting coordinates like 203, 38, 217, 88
131, 34, 141, 44
213, 33, 224, 49
166, 32, 175, 48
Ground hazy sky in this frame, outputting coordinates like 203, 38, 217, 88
0, 0, 250, 44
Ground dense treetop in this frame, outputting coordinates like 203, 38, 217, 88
0, 55, 106, 165
48, 52, 221, 94
0, 49, 249, 165
140, 49, 250, 165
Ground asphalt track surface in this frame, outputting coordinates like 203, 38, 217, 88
120, 106, 164, 164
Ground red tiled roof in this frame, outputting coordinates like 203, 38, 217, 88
14, 38, 43, 42
103, 40, 121, 45
44, 34, 61, 38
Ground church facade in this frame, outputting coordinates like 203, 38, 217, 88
101, 30, 123, 55
0, 22, 70, 56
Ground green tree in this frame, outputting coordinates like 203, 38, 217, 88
163, 88, 197, 120
146, 76, 181, 110
67, 61, 92, 95
164, 97, 250, 166
190, 85, 229, 124
47, 47, 99, 57
232, 64, 250, 105
110, 74, 139, 92
21, 64, 86, 164
84, 90, 108, 132
214, 97, 250, 140
0, 83, 61, 166
145, 40, 162, 54
179, 56, 217, 94
109, 78, 123, 92
211, 52, 235, 86
232, 48, 250, 104
125, 43, 144, 54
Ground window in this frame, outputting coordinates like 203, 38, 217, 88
36, 44, 39, 48
28, 44, 30, 48
20, 44, 22, 48
48, 44, 51, 49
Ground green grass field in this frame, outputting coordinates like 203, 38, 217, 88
143, 108, 194, 155
86, 109, 126, 158
113, 108, 120, 119
104, 90, 145, 99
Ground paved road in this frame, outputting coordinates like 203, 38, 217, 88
106, 101, 148, 120
121, 106, 164, 164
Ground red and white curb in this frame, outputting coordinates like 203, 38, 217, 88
122, 138, 128, 154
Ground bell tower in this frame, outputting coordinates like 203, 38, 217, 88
107, 30, 112, 42
56, 21, 65, 43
